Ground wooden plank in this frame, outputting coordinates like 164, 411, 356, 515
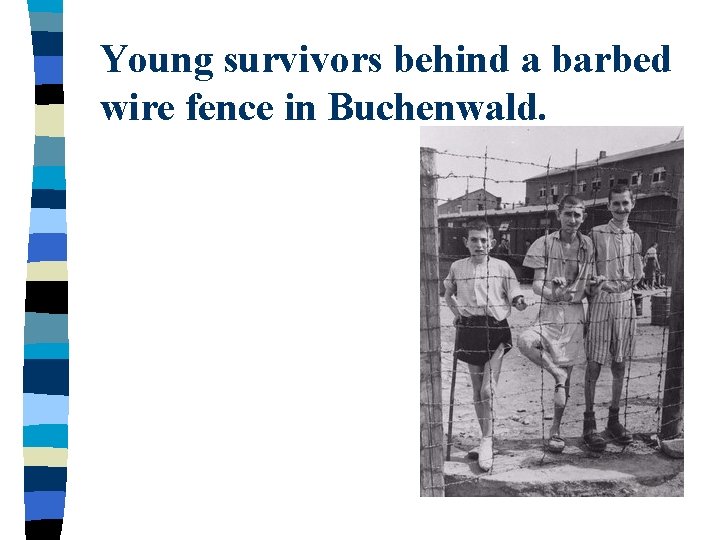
420, 147, 445, 496
661, 174, 683, 439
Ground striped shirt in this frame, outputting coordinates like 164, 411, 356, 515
585, 221, 642, 363
444, 257, 523, 321
589, 221, 643, 293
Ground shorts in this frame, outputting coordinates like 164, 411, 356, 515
586, 289, 636, 365
454, 315, 512, 368
520, 303, 586, 367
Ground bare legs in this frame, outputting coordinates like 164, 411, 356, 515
584, 359, 631, 447
467, 346, 507, 471
518, 331, 573, 440
547, 367, 572, 440
584, 359, 627, 413
609, 360, 626, 409
467, 346, 506, 438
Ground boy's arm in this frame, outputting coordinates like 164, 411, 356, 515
584, 232, 606, 296
524, 238, 562, 302
503, 264, 527, 310
532, 268, 559, 302
444, 286, 462, 321
443, 266, 462, 323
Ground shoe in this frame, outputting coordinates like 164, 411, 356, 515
583, 411, 607, 452
606, 421, 633, 445
583, 430, 607, 452
477, 437, 493, 471
606, 407, 633, 445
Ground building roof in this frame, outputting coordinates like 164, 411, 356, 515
524, 139, 684, 181
439, 187, 497, 206
438, 191, 675, 220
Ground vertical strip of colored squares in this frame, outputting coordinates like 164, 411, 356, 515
25, 1, 66, 539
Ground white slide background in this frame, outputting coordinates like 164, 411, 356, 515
0, 0, 715, 538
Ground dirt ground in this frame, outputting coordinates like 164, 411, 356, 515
440, 285, 682, 495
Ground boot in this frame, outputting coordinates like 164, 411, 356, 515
583, 411, 607, 452
606, 407, 633, 445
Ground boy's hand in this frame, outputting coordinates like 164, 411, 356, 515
555, 288, 573, 302
587, 275, 607, 294
513, 296, 528, 311
453, 314, 463, 326
551, 277, 572, 302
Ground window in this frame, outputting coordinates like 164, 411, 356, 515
591, 178, 602, 190
498, 222, 510, 232
551, 184, 558, 196
631, 172, 642, 186
618, 178, 629, 186
447, 222, 454, 228
578, 181, 587, 192
539, 186, 546, 197
652, 167, 666, 183
456, 204, 462, 214
563, 184, 570, 195
609, 176, 615, 187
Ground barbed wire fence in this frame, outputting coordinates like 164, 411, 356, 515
419, 145, 683, 497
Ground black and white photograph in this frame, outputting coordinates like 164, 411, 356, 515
420, 127, 684, 496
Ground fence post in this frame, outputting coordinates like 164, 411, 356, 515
420, 147, 445, 496
661, 174, 683, 439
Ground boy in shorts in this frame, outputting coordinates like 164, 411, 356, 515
518, 195, 602, 453
583, 186, 644, 451
444, 221, 527, 471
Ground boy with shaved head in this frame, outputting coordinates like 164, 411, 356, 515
583, 186, 644, 451
518, 195, 603, 453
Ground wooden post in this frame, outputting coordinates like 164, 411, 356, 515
571, 148, 578, 194
420, 147, 445, 496
661, 174, 683, 439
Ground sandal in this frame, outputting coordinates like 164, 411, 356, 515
546, 434, 565, 453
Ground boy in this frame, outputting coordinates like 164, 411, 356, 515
583, 186, 644, 451
444, 221, 527, 471
518, 195, 601, 453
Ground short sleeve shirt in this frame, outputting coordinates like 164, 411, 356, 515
590, 221, 643, 293
444, 257, 523, 321
523, 231, 594, 303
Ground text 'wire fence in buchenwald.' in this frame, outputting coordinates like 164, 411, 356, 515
420, 146, 683, 497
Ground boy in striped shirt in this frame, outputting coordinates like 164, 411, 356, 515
583, 186, 644, 451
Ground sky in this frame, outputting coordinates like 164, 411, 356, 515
420, 126, 683, 206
